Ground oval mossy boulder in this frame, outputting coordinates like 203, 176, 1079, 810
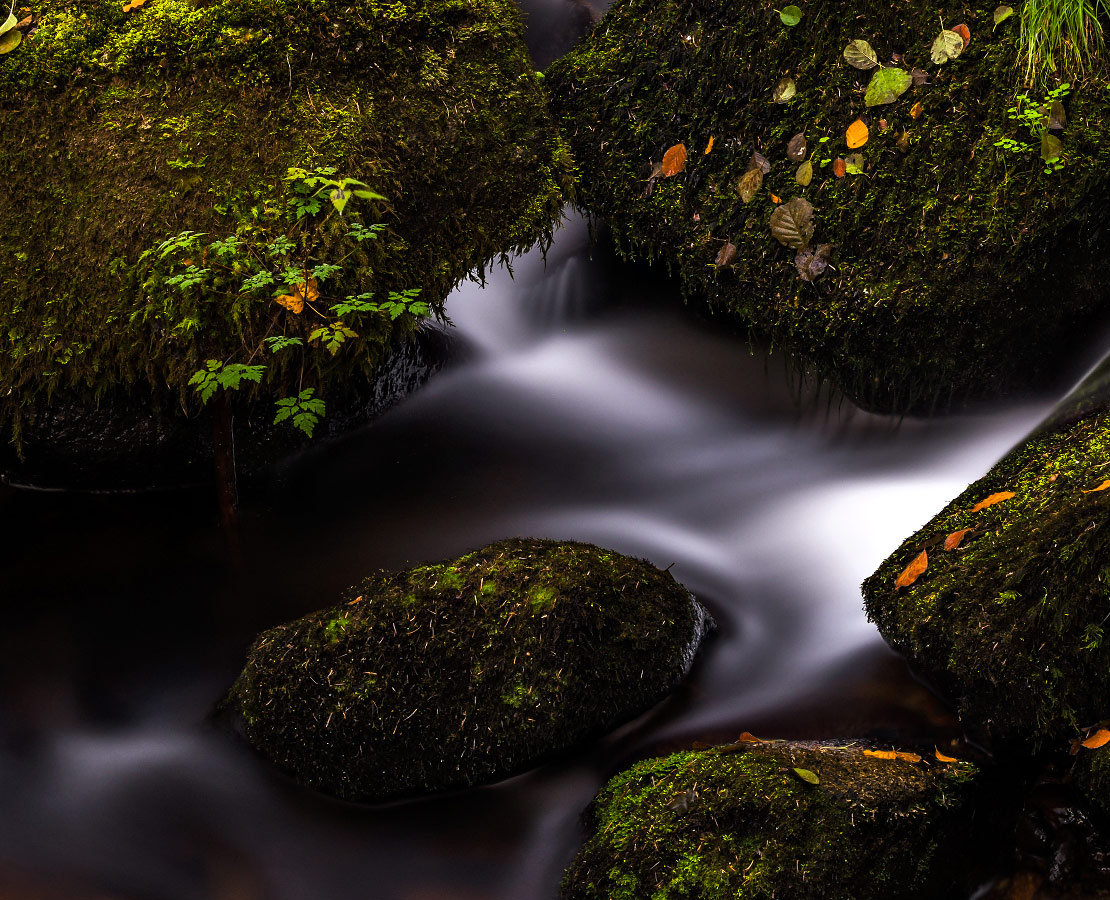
228, 538, 712, 801
545, 0, 1110, 413
0, 0, 570, 463
863, 408, 1110, 751
562, 741, 982, 900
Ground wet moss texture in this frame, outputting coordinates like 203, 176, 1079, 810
863, 409, 1110, 751
546, 0, 1110, 413
561, 741, 981, 900
0, 0, 570, 437
229, 538, 712, 802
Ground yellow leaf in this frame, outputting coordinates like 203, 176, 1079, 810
910, 101, 924, 119
704, 136, 715, 155
275, 293, 304, 314
944, 529, 972, 551
1082, 479, 1110, 494
122, 0, 147, 11
661, 144, 687, 177
864, 749, 897, 759
935, 749, 959, 763
1082, 729, 1110, 749
895, 550, 927, 589
971, 491, 1015, 512
301, 278, 319, 305
846, 118, 869, 149
770, 194, 782, 204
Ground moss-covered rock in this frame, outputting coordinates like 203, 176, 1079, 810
0, 0, 570, 456
863, 409, 1110, 751
562, 740, 983, 900
228, 538, 712, 802
546, 0, 1110, 413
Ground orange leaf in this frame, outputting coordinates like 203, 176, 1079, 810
770, 194, 782, 204
971, 491, 1015, 512
944, 529, 972, 551
833, 157, 847, 178
122, 0, 146, 10
1082, 479, 1110, 494
935, 749, 959, 763
661, 144, 687, 177
1082, 729, 1110, 749
864, 749, 897, 760
910, 101, 924, 119
846, 118, 869, 149
275, 293, 304, 314
301, 278, 320, 305
952, 23, 971, 48
704, 136, 715, 155
737, 732, 763, 743
895, 550, 927, 589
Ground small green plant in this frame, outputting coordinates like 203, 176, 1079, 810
994, 83, 1071, 174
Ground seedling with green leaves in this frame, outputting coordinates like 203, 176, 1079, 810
994, 83, 1071, 174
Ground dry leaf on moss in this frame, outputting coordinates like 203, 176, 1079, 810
895, 550, 927, 589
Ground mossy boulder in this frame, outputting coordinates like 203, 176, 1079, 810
228, 538, 712, 802
545, 0, 1110, 413
0, 0, 570, 463
562, 741, 983, 900
863, 409, 1110, 752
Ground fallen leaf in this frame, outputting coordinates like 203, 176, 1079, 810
793, 767, 820, 784
1048, 100, 1066, 131
935, 749, 959, 763
895, 131, 911, 152
787, 132, 807, 161
833, 157, 847, 177
122, 0, 147, 10
865, 67, 912, 107
846, 118, 869, 149
971, 491, 1015, 512
952, 23, 971, 48
736, 167, 763, 203
795, 159, 813, 186
1082, 729, 1110, 749
275, 278, 319, 315
843, 39, 878, 70
275, 293, 304, 314
931, 29, 965, 64
770, 193, 782, 203
661, 143, 687, 177
944, 529, 972, 550
1041, 132, 1063, 163
864, 749, 897, 760
911, 68, 929, 86
737, 732, 763, 743
772, 76, 797, 103
993, 5, 1014, 28
769, 197, 815, 249
795, 243, 831, 282
750, 151, 771, 175
779, 5, 802, 27
844, 152, 864, 175
704, 135, 715, 155
715, 242, 737, 267
910, 101, 924, 119
0, 28, 20, 51
896, 751, 922, 763
879, 118, 888, 131
895, 550, 927, 589
1082, 479, 1110, 493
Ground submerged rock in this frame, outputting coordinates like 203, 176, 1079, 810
546, 0, 1110, 413
562, 741, 983, 900
0, 0, 570, 481
863, 408, 1110, 752
228, 538, 712, 802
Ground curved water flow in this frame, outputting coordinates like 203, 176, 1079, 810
0, 214, 1095, 899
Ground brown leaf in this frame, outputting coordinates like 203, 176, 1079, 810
1048, 101, 1067, 131
715, 242, 737, 267
786, 133, 807, 162
895, 550, 927, 589
736, 167, 763, 203
944, 529, 972, 551
971, 491, 1015, 512
910, 101, 924, 119
846, 118, 869, 149
911, 68, 929, 86
1082, 729, 1110, 749
769, 197, 815, 249
878, 118, 888, 131
737, 732, 763, 743
1081, 479, 1110, 494
661, 144, 687, 177
750, 151, 771, 175
952, 23, 971, 48
833, 157, 847, 178
795, 243, 831, 282
935, 749, 959, 763
704, 136, 715, 155
863, 749, 897, 760
795, 159, 813, 187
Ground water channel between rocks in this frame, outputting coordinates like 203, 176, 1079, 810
3, 210, 1106, 900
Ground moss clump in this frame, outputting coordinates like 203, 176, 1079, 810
863, 409, 1110, 750
0, 0, 571, 441
562, 741, 982, 900
228, 538, 712, 802
546, 0, 1110, 413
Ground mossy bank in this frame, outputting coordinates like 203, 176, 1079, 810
228, 538, 712, 802
863, 407, 1110, 753
0, 0, 571, 464
562, 740, 984, 900
546, 0, 1110, 413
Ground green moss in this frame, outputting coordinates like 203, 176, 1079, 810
562, 741, 982, 900
546, 0, 1110, 414
0, 0, 571, 437
228, 538, 711, 802
863, 409, 1110, 750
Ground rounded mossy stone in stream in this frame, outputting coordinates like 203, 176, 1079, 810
229, 538, 713, 802
862, 410, 1110, 751
0, 0, 571, 457
545, 0, 1110, 414
561, 741, 983, 900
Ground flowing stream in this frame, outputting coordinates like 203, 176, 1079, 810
2, 210, 1105, 900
